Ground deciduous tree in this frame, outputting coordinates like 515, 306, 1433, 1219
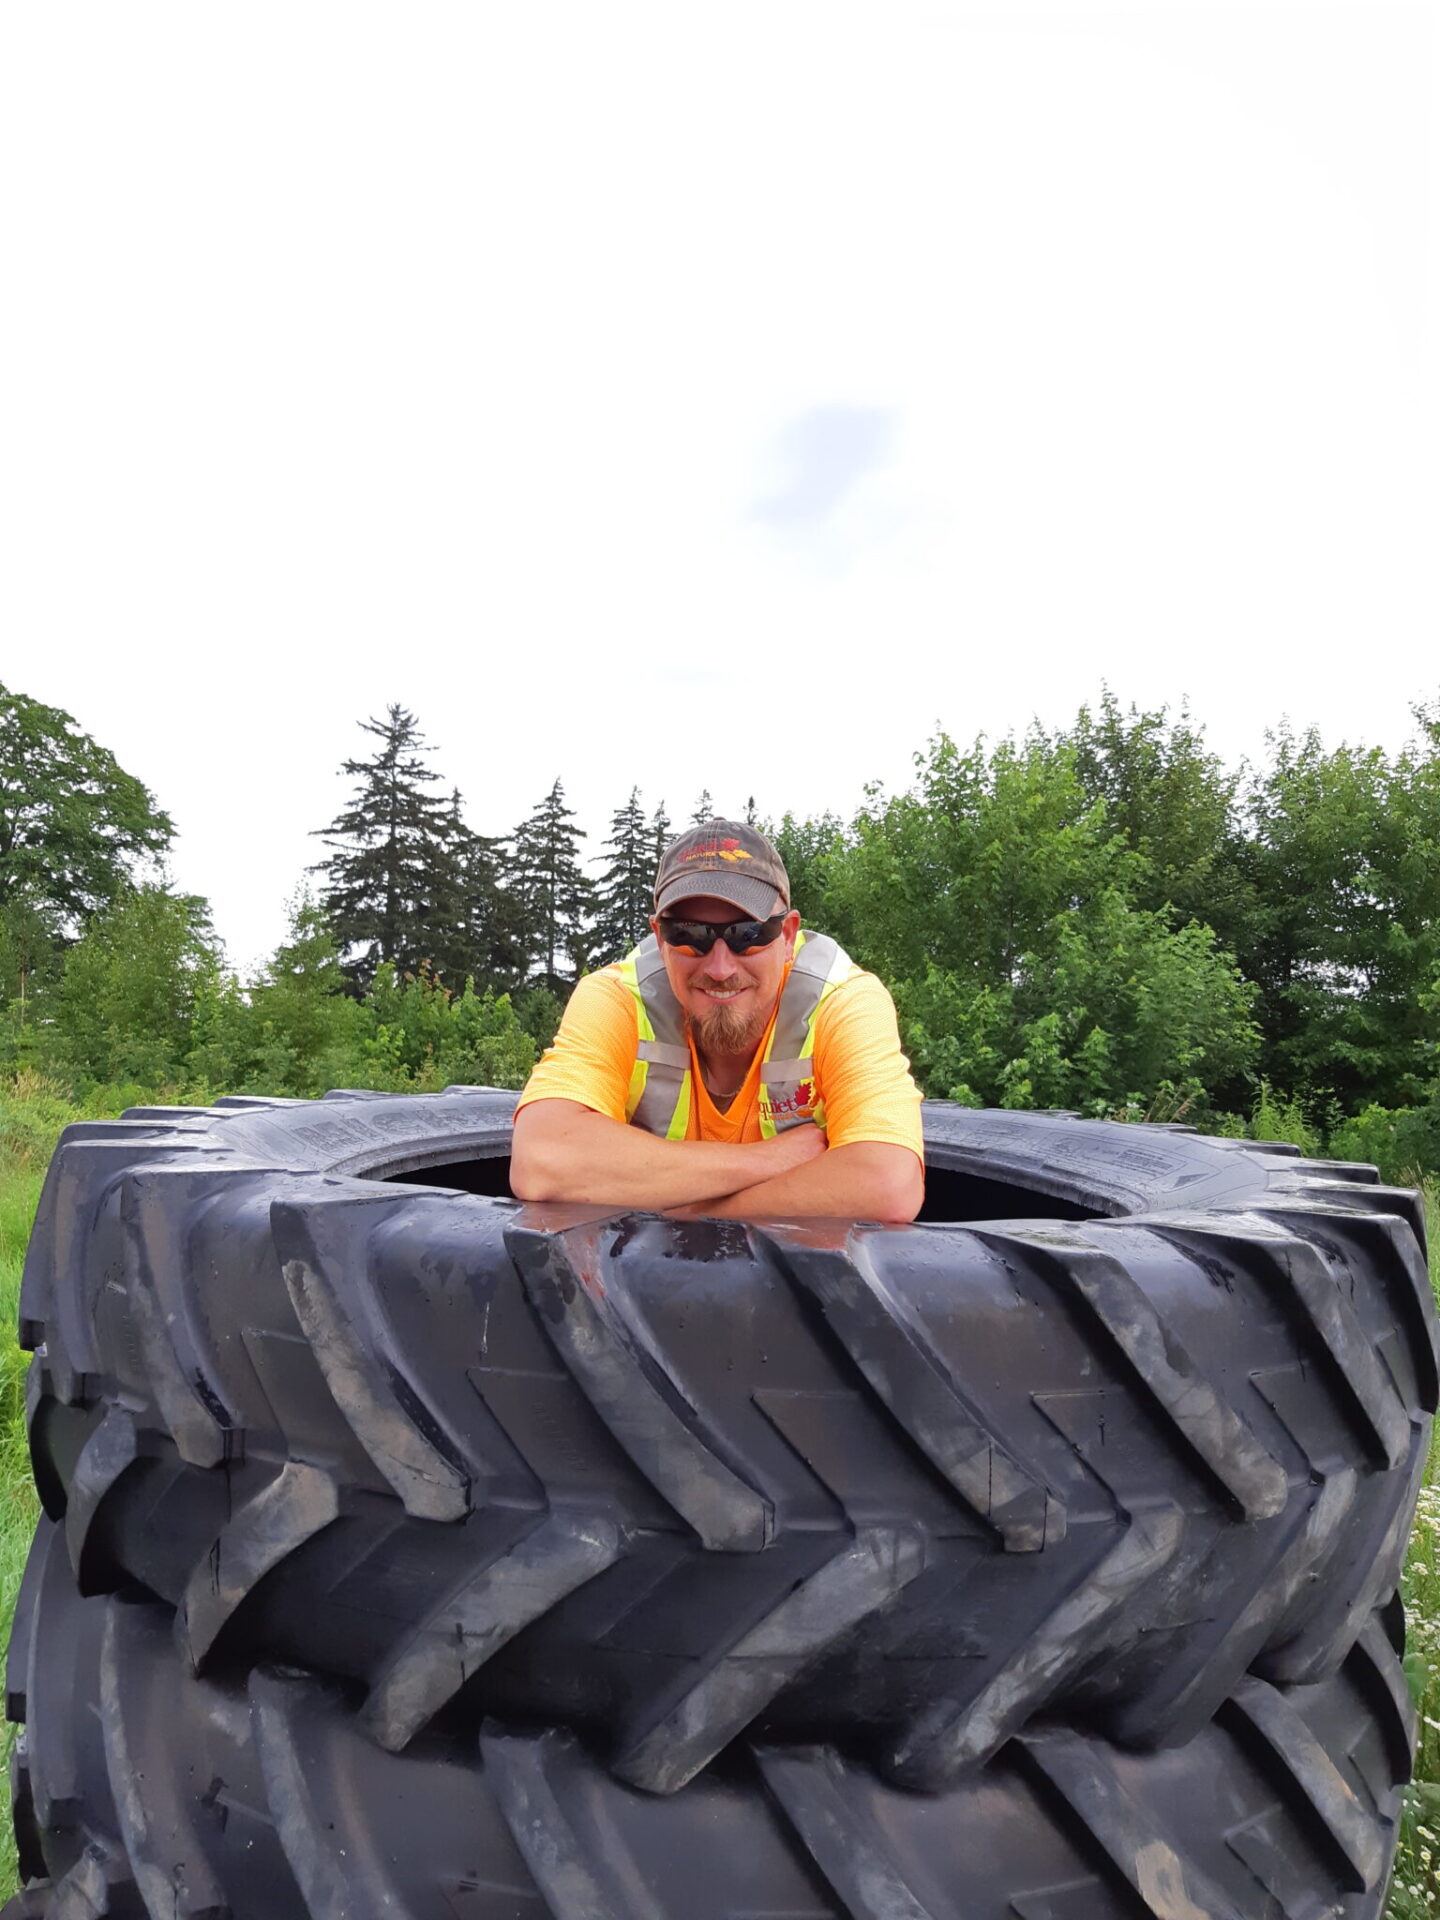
52, 886, 220, 1088
1057, 690, 1251, 947
0, 682, 174, 1027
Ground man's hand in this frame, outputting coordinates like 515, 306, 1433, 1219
510, 1098, 830, 1210
767, 1119, 831, 1173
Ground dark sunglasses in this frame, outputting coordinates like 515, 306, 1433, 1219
657, 912, 787, 957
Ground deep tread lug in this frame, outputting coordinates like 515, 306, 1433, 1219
762, 1226, 1065, 1551
117, 1170, 239, 1470
481, 1724, 662, 1920
272, 1197, 472, 1522
887, 1505, 1184, 1790
180, 1461, 341, 1669
506, 1220, 774, 1551
359, 1511, 623, 1751
1147, 1215, 1410, 1468
1224, 1675, 1383, 1892
755, 1744, 939, 1918
612, 1525, 926, 1794
63, 1411, 143, 1595
1016, 1726, 1248, 1919
976, 1226, 1288, 1521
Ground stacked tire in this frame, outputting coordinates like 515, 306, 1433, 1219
4, 1090, 1434, 1917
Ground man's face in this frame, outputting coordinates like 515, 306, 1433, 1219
651, 893, 801, 1055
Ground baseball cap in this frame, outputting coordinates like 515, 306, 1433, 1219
653, 819, 791, 921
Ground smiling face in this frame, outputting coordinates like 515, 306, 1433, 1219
651, 893, 802, 1060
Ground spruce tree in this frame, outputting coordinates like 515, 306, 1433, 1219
689, 788, 715, 825
592, 787, 652, 963
445, 795, 532, 995
510, 779, 594, 993
411, 791, 466, 989
311, 705, 455, 991
651, 799, 672, 868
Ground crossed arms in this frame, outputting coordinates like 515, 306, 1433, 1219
510, 1098, 924, 1222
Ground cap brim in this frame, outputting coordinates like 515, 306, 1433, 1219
655, 872, 787, 920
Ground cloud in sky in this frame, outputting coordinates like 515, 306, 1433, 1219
751, 406, 896, 529
0, 3, 1433, 968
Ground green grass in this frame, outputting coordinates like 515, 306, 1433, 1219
1387, 1176, 1440, 1916
0, 1159, 43, 1900
0, 1133, 1434, 1908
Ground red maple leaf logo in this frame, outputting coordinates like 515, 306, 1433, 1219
796, 1079, 815, 1110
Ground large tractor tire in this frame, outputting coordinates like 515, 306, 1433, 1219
3, 1517, 1416, 1920
17, 1093, 1437, 1793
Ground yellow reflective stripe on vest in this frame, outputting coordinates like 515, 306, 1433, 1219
618, 930, 852, 1140
756, 931, 851, 1136
621, 939, 694, 1138
617, 953, 656, 1124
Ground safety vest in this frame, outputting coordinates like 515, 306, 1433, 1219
615, 930, 854, 1139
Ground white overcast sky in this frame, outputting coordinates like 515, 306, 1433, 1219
2, 3, 1435, 971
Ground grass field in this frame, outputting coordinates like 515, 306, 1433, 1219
0, 1161, 42, 1898
0, 1140, 1435, 1912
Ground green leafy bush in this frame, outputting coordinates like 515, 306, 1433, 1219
0, 1072, 83, 1169
895, 892, 1257, 1115
1328, 1103, 1440, 1185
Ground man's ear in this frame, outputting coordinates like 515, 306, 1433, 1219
783, 908, 802, 955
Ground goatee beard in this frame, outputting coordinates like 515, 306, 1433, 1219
687, 1000, 765, 1055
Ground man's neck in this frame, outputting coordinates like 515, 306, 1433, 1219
696, 1038, 759, 1101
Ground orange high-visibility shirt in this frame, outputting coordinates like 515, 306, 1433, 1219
517, 957, 923, 1160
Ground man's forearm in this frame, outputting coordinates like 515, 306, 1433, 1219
686, 1141, 924, 1224
510, 1100, 825, 1209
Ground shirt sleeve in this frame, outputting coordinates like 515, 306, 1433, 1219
514, 968, 638, 1123
812, 970, 925, 1162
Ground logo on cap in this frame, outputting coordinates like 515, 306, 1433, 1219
680, 837, 753, 864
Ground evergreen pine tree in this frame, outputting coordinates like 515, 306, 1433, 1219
413, 791, 469, 989
311, 705, 455, 991
510, 779, 594, 993
592, 787, 652, 964
651, 799, 672, 869
450, 796, 532, 995
689, 788, 715, 825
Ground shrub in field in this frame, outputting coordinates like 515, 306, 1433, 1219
1387, 1174, 1440, 1917
0, 1147, 43, 1898
1331, 1104, 1440, 1186
1393, 1478, 1440, 1915
0, 1073, 82, 1170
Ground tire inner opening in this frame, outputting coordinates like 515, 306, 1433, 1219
382, 1150, 1101, 1222
916, 1161, 1096, 1223
383, 1155, 516, 1197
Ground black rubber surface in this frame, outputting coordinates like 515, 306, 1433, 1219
18, 1092, 1439, 1791
3, 1518, 1415, 1920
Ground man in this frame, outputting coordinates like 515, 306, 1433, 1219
510, 819, 924, 1220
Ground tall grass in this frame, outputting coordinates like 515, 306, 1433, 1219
1388, 1176, 1440, 1916
0, 1160, 43, 1900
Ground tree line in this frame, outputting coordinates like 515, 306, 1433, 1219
0, 688, 729, 1107
309, 705, 699, 1000
3, 678, 1440, 1180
